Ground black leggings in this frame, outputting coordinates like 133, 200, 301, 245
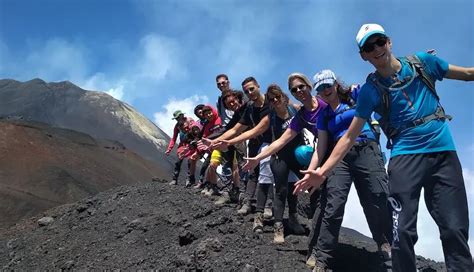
270, 155, 304, 222
173, 158, 190, 180
242, 141, 259, 203
255, 183, 273, 213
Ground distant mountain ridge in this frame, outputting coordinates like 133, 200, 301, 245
0, 78, 173, 171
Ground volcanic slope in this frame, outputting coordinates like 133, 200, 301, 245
0, 181, 445, 271
0, 78, 174, 172
0, 120, 164, 228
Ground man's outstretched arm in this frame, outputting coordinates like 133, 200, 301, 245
445, 64, 474, 81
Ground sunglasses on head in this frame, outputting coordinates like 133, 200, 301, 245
315, 83, 334, 93
360, 36, 388, 53
290, 84, 307, 94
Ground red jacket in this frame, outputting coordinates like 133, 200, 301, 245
202, 106, 223, 139
166, 117, 194, 153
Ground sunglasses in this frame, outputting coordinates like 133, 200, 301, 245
267, 94, 281, 102
290, 84, 307, 94
315, 83, 334, 93
361, 36, 388, 53
217, 80, 228, 87
244, 86, 256, 94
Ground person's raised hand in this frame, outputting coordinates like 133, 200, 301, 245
242, 157, 260, 172
293, 168, 326, 195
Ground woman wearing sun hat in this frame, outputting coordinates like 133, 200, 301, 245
165, 110, 196, 186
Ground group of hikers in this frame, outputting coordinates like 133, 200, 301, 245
164, 24, 473, 272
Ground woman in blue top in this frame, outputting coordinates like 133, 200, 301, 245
303, 70, 392, 271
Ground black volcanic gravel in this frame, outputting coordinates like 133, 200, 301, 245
0, 181, 445, 271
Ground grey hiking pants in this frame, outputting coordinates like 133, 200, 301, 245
312, 141, 391, 267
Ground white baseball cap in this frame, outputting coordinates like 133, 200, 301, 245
356, 24, 386, 48
313, 70, 337, 93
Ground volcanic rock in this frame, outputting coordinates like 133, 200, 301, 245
0, 181, 445, 271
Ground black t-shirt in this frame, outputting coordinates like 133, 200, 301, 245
225, 101, 248, 131
239, 99, 272, 144
271, 107, 305, 157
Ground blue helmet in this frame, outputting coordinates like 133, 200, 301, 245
294, 145, 314, 167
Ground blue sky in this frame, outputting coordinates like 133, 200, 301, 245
1, 0, 473, 261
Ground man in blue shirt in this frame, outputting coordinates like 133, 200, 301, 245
295, 24, 473, 272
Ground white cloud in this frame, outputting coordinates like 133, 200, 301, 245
77, 33, 188, 103
153, 95, 209, 137
3, 33, 188, 104
25, 38, 89, 81
139, 2, 280, 83
136, 34, 187, 81
106, 86, 125, 101
81, 73, 127, 101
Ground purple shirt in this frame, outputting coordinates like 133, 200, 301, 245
288, 97, 327, 137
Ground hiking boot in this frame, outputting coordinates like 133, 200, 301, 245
237, 203, 252, 215
200, 186, 209, 195
193, 181, 205, 190
273, 222, 284, 244
253, 212, 264, 233
229, 186, 241, 203
378, 242, 393, 271
169, 179, 177, 185
378, 242, 392, 260
306, 254, 316, 268
312, 262, 327, 272
288, 213, 306, 235
263, 207, 273, 220
215, 191, 231, 205
185, 179, 194, 188
204, 185, 220, 197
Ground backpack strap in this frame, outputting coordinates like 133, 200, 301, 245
405, 55, 438, 99
270, 105, 299, 142
270, 110, 277, 142
368, 55, 452, 149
